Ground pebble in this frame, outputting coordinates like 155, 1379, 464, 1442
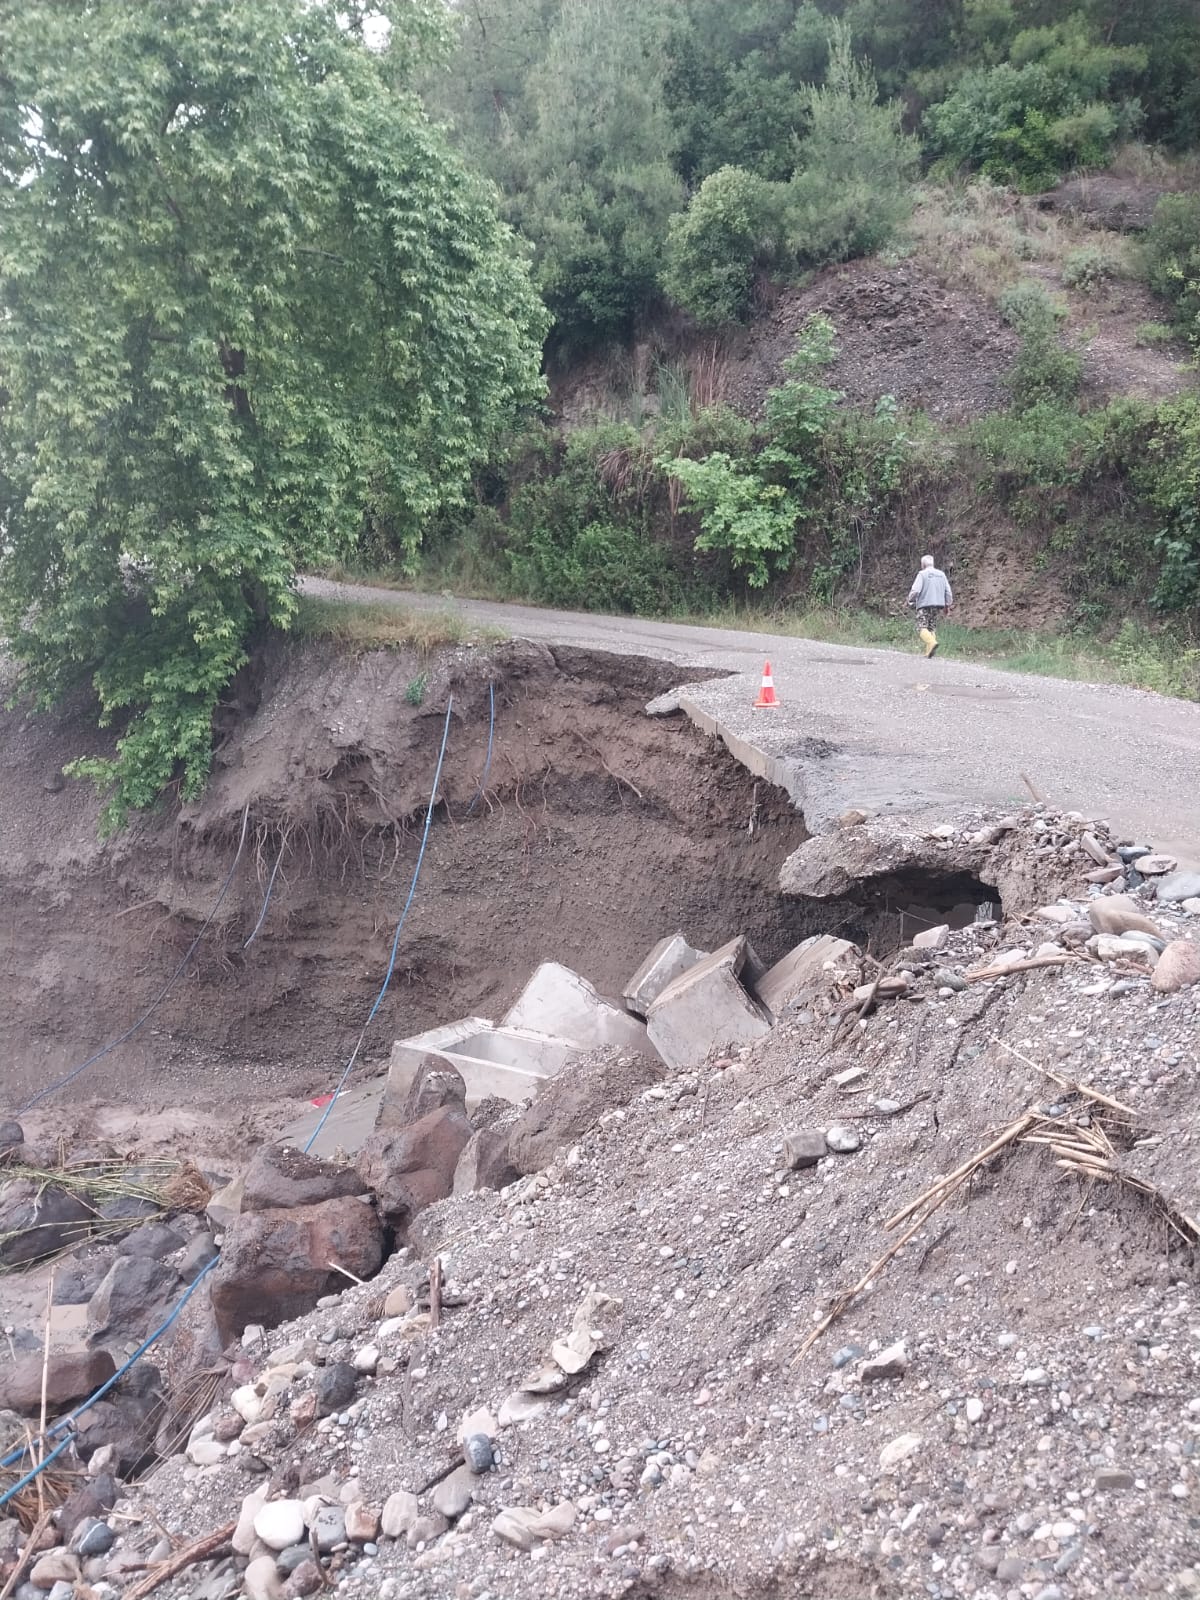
231, 1384, 264, 1425
29, 1553, 80, 1588
1095, 1467, 1135, 1490
1151, 939, 1200, 992
380, 1489, 418, 1539
933, 968, 968, 991
1087, 896, 1162, 938
187, 1437, 227, 1467
874, 1098, 902, 1115
783, 1130, 827, 1169
965, 1397, 984, 1424
432, 1464, 476, 1520
464, 1433, 494, 1474
314, 1362, 358, 1415
283, 1559, 322, 1598
861, 1341, 908, 1381
309, 1503, 346, 1552
353, 1345, 380, 1374
832, 1344, 865, 1369
824, 1124, 861, 1154
879, 1433, 922, 1469
344, 1502, 380, 1543
73, 1520, 115, 1558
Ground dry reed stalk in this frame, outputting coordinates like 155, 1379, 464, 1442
794, 1060, 1200, 1363
122, 1520, 237, 1600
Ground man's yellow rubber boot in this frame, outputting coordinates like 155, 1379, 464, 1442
920, 628, 939, 659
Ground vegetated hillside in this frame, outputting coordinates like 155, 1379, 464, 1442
417, 164, 1200, 647
411, 0, 1200, 650
533, 174, 1196, 632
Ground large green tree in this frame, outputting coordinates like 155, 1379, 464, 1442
0, 0, 547, 827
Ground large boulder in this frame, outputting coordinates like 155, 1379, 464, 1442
0, 1348, 116, 1417
88, 1255, 180, 1346
356, 1108, 471, 1236
0, 1181, 93, 1267
209, 1195, 384, 1345
241, 1144, 368, 1214
507, 1047, 665, 1175
74, 1391, 163, 1475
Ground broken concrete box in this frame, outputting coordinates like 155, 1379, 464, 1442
622, 933, 707, 1018
382, 1018, 582, 1116
504, 962, 656, 1057
645, 936, 771, 1071
753, 933, 857, 1020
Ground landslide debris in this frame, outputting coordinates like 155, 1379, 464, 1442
3, 803, 1198, 1600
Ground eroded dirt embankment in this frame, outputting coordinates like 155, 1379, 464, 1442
2, 639, 833, 1110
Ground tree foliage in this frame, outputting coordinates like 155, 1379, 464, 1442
0, 0, 547, 827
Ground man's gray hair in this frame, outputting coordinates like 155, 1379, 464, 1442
921, 554, 935, 568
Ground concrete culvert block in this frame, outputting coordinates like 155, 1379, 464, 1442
622, 933, 707, 1018
504, 962, 658, 1057
645, 936, 771, 1071
753, 934, 858, 1021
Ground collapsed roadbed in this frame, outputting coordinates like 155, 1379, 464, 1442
2, 795, 1199, 1600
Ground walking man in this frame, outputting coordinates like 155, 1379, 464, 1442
907, 554, 953, 658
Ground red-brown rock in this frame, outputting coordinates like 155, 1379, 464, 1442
356, 1108, 471, 1235
378, 1057, 467, 1131
209, 1195, 384, 1344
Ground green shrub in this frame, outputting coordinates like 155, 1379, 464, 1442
1141, 193, 1200, 334
661, 453, 799, 588
1062, 245, 1121, 293
661, 166, 787, 325
1137, 395, 1200, 610
998, 281, 1082, 409
507, 518, 690, 613
924, 18, 1146, 190
786, 23, 920, 266
1134, 320, 1176, 346
971, 402, 1091, 486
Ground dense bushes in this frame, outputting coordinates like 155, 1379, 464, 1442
1141, 193, 1200, 337
662, 27, 918, 326
924, 18, 1147, 190
661, 167, 787, 327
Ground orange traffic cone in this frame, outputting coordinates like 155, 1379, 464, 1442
754, 660, 779, 709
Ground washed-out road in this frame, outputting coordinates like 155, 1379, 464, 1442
304, 578, 1200, 864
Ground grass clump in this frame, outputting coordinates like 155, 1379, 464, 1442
292, 596, 506, 653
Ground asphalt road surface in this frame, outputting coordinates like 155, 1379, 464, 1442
304, 578, 1200, 864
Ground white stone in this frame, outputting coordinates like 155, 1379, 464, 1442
381, 1489, 419, 1539
253, 1498, 307, 1551
965, 1397, 984, 1424
186, 1437, 227, 1466
231, 1384, 264, 1425
353, 1345, 380, 1374
243, 1554, 284, 1600
233, 1487, 270, 1556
